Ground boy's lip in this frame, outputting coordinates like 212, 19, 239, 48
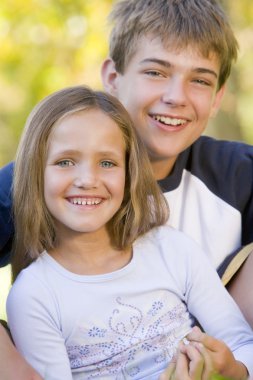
149, 113, 189, 126
149, 113, 190, 132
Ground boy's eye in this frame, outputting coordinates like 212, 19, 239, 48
193, 79, 211, 86
56, 159, 74, 167
145, 70, 164, 77
100, 160, 115, 168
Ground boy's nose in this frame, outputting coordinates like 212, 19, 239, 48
161, 77, 187, 107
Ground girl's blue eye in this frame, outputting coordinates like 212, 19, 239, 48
57, 160, 74, 167
100, 161, 114, 168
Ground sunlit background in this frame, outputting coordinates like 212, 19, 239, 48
0, 1, 253, 318
0, 0, 114, 167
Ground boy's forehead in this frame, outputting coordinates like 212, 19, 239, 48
130, 35, 221, 70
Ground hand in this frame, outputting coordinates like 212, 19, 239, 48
159, 341, 212, 380
0, 324, 43, 380
186, 326, 248, 380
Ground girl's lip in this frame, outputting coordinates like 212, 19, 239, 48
67, 196, 103, 206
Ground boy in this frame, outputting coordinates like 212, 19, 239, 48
100, 0, 253, 327
0, 0, 253, 378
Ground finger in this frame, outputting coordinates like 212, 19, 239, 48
173, 349, 191, 380
191, 342, 216, 380
180, 343, 204, 379
186, 326, 203, 341
187, 326, 222, 353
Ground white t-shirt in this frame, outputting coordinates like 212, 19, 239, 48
7, 226, 253, 379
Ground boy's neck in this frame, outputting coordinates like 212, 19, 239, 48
150, 156, 177, 180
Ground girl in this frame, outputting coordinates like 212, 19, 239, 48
7, 86, 253, 380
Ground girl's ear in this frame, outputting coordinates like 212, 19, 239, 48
101, 58, 119, 96
210, 84, 226, 118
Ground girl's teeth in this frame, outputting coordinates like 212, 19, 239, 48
71, 198, 101, 205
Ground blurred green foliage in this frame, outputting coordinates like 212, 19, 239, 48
0, 0, 114, 166
0, 0, 253, 167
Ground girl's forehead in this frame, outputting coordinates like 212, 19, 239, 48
47, 108, 126, 154
50, 108, 115, 136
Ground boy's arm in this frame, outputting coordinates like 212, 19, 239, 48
0, 163, 40, 379
0, 324, 43, 380
227, 249, 253, 329
0, 162, 14, 265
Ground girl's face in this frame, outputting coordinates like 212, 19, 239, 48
44, 108, 126, 240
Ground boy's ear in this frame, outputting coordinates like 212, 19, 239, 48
101, 58, 119, 96
210, 85, 226, 118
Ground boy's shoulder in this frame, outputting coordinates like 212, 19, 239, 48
0, 162, 14, 196
189, 136, 253, 179
159, 136, 253, 205
192, 135, 253, 157
0, 162, 14, 265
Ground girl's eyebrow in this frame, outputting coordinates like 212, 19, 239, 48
139, 58, 218, 78
49, 149, 124, 159
49, 149, 80, 158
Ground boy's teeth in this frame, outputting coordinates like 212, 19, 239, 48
70, 198, 101, 205
154, 115, 186, 126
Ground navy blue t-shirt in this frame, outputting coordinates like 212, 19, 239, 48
0, 162, 14, 266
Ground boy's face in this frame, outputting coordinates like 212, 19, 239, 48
102, 36, 225, 179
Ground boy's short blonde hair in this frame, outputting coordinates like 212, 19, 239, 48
109, 0, 238, 89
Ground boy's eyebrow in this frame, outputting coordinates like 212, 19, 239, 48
140, 58, 218, 78
140, 58, 172, 68
194, 68, 218, 78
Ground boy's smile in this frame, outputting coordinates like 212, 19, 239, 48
44, 108, 126, 240
102, 36, 225, 179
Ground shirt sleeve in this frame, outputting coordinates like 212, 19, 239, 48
0, 162, 14, 266
179, 236, 253, 376
237, 143, 253, 245
192, 138, 253, 247
6, 270, 73, 380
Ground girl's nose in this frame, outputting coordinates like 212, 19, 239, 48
73, 165, 98, 189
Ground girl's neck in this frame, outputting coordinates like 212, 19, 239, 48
48, 230, 132, 275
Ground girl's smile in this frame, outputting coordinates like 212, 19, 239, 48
44, 108, 126, 240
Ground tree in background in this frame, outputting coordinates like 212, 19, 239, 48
0, 0, 252, 166
0, 0, 113, 166
207, 0, 253, 143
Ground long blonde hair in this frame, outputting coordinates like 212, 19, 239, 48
12, 85, 169, 280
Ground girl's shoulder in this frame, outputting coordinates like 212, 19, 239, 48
137, 225, 205, 262
141, 225, 200, 245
